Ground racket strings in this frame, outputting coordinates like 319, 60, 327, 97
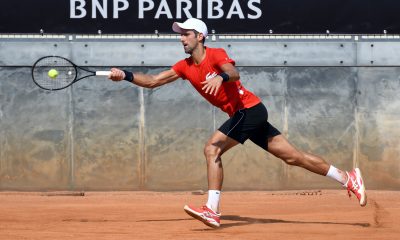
32, 57, 77, 90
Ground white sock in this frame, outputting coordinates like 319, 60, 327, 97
326, 165, 347, 185
206, 190, 221, 213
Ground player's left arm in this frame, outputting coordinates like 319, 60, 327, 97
219, 62, 240, 82
201, 63, 240, 95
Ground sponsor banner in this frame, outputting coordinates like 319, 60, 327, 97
0, 0, 399, 34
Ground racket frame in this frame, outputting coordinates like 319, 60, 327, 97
32, 56, 111, 91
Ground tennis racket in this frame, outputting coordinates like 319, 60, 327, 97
32, 56, 112, 91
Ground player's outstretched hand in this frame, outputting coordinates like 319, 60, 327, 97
201, 75, 223, 96
109, 68, 126, 81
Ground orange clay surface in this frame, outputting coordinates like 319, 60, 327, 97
0, 190, 399, 240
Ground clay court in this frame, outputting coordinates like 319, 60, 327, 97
1, 2, 400, 240
1, 190, 399, 240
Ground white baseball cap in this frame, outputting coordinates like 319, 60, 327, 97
172, 18, 208, 37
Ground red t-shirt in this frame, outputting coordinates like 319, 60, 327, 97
172, 47, 260, 116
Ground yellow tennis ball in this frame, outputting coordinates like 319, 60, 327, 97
48, 69, 58, 78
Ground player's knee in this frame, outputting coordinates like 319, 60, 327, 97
284, 158, 299, 166
204, 144, 221, 162
282, 153, 303, 166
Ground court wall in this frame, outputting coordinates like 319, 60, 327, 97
0, 35, 399, 190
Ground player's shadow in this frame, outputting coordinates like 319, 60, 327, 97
212, 215, 371, 230
138, 215, 370, 230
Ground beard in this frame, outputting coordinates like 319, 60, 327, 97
184, 45, 193, 54
183, 41, 199, 54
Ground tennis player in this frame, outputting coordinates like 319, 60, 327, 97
108, 18, 367, 228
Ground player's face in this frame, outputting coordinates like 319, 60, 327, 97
180, 30, 200, 54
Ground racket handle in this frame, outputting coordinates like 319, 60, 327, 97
96, 71, 111, 76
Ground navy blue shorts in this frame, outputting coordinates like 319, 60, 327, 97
218, 102, 281, 150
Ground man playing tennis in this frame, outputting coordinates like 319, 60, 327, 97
108, 18, 367, 228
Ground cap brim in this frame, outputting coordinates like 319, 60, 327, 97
172, 22, 186, 34
172, 21, 208, 37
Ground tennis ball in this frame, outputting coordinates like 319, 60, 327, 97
48, 69, 58, 78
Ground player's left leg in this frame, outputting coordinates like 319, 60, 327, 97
184, 130, 239, 228
184, 104, 268, 228
203, 130, 240, 191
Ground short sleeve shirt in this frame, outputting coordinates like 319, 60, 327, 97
172, 47, 260, 116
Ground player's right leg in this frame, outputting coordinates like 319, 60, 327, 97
266, 134, 331, 175
343, 168, 367, 206
266, 134, 367, 206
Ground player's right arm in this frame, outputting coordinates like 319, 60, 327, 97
108, 68, 180, 88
